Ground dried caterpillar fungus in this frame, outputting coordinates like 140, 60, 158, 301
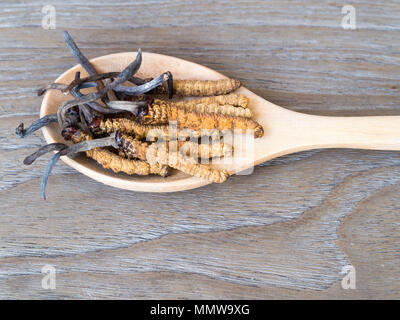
118, 136, 232, 160
116, 133, 230, 183
86, 148, 169, 176
94, 117, 169, 140
173, 102, 251, 118
18, 31, 267, 199
72, 131, 170, 177
156, 79, 241, 96
177, 140, 232, 160
94, 115, 262, 140
174, 94, 249, 108
142, 100, 264, 138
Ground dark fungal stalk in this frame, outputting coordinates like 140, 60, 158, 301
63, 31, 172, 98
24, 132, 117, 166
63, 30, 111, 102
25, 132, 118, 200
41, 151, 62, 200
69, 79, 122, 116
57, 49, 143, 128
23, 143, 67, 165
78, 106, 90, 133
106, 100, 148, 116
71, 72, 90, 132
63, 31, 98, 76
61, 31, 145, 120
69, 72, 133, 129
63, 72, 121, 93
37, 83, 68, 96
69, 71, 149, 117
64, 71, 174, 99
37, 82, 97, 97
16, 114, 58, 138
114, 71, 174, 99
37, 77, 155, 97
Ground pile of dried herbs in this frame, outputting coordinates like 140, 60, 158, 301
17, 31, 264, 199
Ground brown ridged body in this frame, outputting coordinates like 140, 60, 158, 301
177, 103, 251, 118
96, 116, 263, 140
85, 148, 169, 176
142, 100, 264, 138
156, 79, 241, 96
116, 134, 231, 160
177, 140, 232, 159
172, 98, 251, 117
72, 132, 169, 177
117, 133, 230, 183
174, 94, 249, 108
96, 117, 169, 140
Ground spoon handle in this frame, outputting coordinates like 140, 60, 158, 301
284, 114, 400, 151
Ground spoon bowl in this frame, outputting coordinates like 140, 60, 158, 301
41, 52, 400, 192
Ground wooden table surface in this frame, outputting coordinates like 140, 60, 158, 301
1, 0, 399, 299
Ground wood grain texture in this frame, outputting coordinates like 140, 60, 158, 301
1, 0, 400, 299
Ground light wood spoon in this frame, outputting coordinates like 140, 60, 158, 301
40, 52, 400, 192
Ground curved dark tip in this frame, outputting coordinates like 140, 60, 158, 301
23, 157, 32, 165
132, 49, 142, 76
23, 143, 67, 166
37, 88, 46, 96
15, 123, 25, 137
63, 30, 70, 41
167, 71, 173, 99
41, 151, 63, 200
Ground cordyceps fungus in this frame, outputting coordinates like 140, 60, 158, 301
71, 130, 170, 178
56, 48, 143, 128
69, 71, 146, 119
113, 71, 174, 99
24, 130, 118, 199
16, 30, 264, 199
114, 131, 230, 183
16, 114, 58, 138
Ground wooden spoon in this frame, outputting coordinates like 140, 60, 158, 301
40, 52, 400, 192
